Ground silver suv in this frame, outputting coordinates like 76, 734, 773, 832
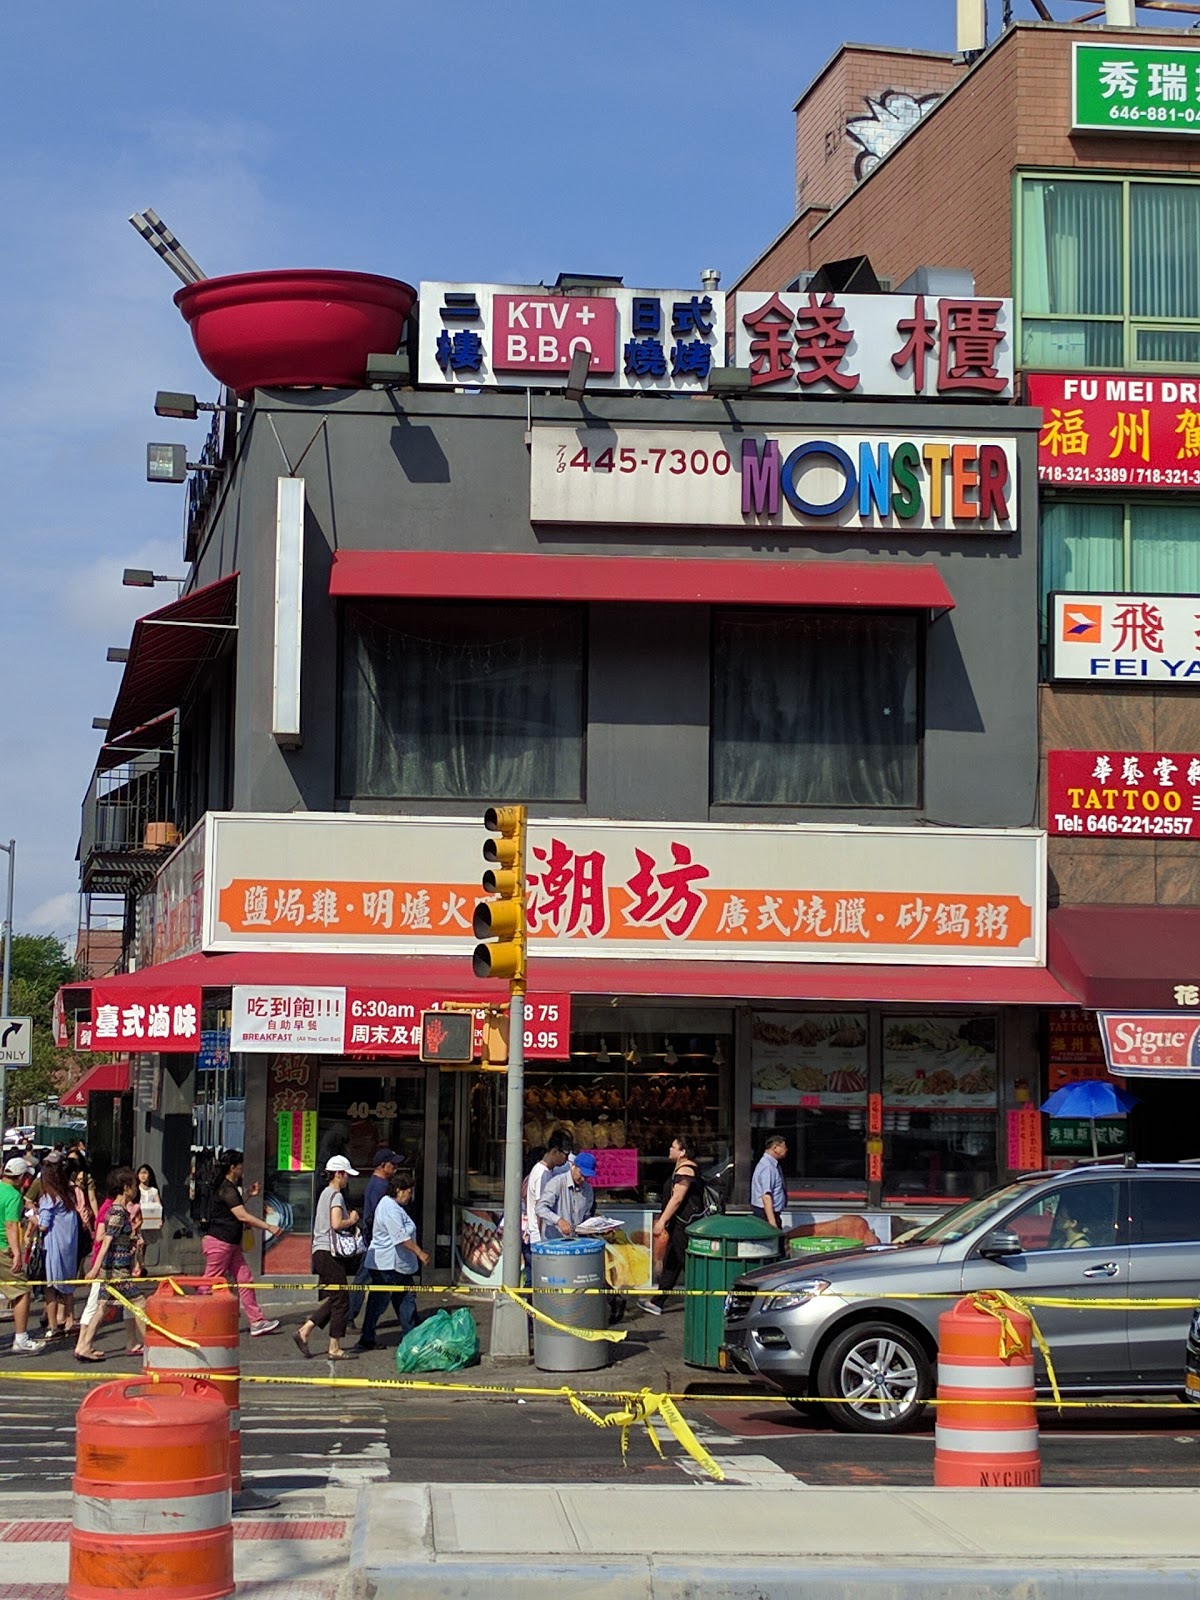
722, 1161, 1200, 1434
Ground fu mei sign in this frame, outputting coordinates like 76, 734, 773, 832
529, 425, 1017, 533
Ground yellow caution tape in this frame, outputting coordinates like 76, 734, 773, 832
499, 1284, 626, 1343
566, 1386, 725, 1482
101, 1283, 203, 1351
968, 1289, 1062, 1412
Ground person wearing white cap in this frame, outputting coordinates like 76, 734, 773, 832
0, 1155, 43, 1354
293, 1155, 361, 1360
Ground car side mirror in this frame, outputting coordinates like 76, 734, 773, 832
978, 1228, 1023, 1259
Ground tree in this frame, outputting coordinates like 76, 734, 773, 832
4, 934, 80, 1114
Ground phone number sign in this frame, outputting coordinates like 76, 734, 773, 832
1047, 749, 1200, 838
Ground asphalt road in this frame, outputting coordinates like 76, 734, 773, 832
2, 1378, 1196, 1495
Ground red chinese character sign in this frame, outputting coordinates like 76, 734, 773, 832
1047, 750, 1200, 837
1028, 372, 1200, 488
733, 292, 1013, 398
88, 985, 201, 1052
1050, 594, 1200, 683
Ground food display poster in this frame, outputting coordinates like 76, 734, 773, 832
750, 1013, 868, 1108
882, 1016, 997, 1108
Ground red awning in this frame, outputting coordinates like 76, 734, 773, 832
106, 574, 239, 741
58, 950, 1073, 1009
60, 1059, 130, 1107
95, 710, 177, 773
329, 551, 955, 612
1048, 904, 1200, 1011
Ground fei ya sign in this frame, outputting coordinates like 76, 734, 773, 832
529, 425, 1017, 533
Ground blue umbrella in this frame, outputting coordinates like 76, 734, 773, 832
1040, 1079, 1140, 1159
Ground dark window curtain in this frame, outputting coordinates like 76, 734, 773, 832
340, 601, 584, 801
712, 610, 919, 807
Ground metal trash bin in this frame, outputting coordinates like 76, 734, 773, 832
531, 1238, 609, 1373
683, 1213, 783, 1369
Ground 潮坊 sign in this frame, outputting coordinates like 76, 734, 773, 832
1046, 750, 1200, 838
1028, 372, 1200, 487
416, 282, 725, 393
415, 283, 1013, 400
529, 425, 1017, 533
203, 812, 1046, 966
1098, 1012, 1200, 1077
1050, 594, 1200, 683
732, 292, 1013, 399
1073, 41, 1200, 135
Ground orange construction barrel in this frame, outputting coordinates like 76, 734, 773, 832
143, 1280, 242, 1491
68, 1375, 232, 1600
934, 1295, 1040, 1488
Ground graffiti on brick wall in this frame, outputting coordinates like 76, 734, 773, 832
846, 90, 942, 179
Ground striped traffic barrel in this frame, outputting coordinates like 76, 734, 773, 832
933, 1295, 1040, 1488
143, 1280, 242, 1491
68, 1375, 232, 1600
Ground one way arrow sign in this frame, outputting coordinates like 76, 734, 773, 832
0, 1017, 33, 1066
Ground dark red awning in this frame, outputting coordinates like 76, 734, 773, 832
105, 574, 238, 741
95, 710, 178, 773
58, 949, 1072, 1009
1048, 904, 1200, 1011
329, 551, 955, 612
60, 1059, 130, 1107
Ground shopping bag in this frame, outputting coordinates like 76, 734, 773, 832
394, 1307, 479, 1373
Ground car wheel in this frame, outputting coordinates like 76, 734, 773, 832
815, 1320, 933, 1435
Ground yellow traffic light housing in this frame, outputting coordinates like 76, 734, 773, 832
473, 805, 527, 986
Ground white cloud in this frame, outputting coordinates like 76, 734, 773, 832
27, 893, 78, 939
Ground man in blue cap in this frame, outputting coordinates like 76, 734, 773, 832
536, 1150, 597, 1239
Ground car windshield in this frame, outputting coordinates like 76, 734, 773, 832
901, 1179, 1043, 1246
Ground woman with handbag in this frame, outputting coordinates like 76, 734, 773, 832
37, 1160, 79, 1339
199, 1151, 281, 1338
67, 1158, 98, 1275
74, 1167, 143, 1362
293, 1155, 361, 1361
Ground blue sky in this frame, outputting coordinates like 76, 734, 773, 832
0, 1, 1173, 939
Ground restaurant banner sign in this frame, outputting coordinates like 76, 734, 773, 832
1074, 41, 1200, 135
1028, 372, 1200, 488
1098, 1012, 1200, 1077
529, 424, 1017, 533
1047, 749, 1200, 837
1050, 593, 1200, 683
416, 282, 724, 393
204, 812, 1046, 966
732, 292, 1012, 399
88, 984, 201, 1052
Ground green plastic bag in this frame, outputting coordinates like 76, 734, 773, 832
394, 1307, 479, 1373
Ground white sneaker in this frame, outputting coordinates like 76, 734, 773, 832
249, 1319, 280, 1337
12, 1333, 43, 1354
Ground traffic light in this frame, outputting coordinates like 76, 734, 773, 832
472, 805, 527, 984
419, 1009, 475, 1064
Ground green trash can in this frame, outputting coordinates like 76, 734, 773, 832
788, 1235, 859, 1256
683, 1213, 784, 1369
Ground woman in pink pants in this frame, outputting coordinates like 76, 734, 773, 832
201, 1150, 281, 1337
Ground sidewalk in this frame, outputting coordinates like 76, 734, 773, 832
350, 1481, 1200, 1599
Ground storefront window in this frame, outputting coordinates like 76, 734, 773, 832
464, 1007, 733, 1208
750, 1012, 869, 1198
881, 1015, 998, 1202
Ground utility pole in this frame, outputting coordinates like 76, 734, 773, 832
0, 839, 15, 1144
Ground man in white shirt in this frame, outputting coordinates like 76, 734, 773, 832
524, 1136, 571, 1253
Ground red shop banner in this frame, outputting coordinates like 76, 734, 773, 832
1027, 371, 1200, 489
1098, 1012, 1200, 1077
344, 989, 570, 1060
87, 985, 202, 1051
1046, 749, 1200, 838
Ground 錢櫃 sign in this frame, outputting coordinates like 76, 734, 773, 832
1074, 41, 1200, 134
1050, 594, 1200, 683
1047, 750, 1200, 838
1028, 372, 1200, 488
529, 425, 1017, 533
204, 812, 1046, 966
